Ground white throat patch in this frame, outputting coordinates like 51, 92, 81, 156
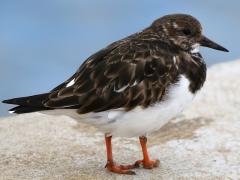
191, 43, 200, 53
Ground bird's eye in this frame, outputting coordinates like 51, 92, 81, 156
181, 29, 191, 36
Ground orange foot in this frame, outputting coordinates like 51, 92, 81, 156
105, 161, 137, 175
134, 159, 160, 169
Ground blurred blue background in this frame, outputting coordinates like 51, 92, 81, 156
0, 0, 237, 116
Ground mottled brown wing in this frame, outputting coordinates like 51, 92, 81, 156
44, 39, 180, 114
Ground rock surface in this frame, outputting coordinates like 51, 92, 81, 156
1, 60, 240, 180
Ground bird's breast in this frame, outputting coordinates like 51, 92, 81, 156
183, 53, 207, 93
86, 75, 195, 137
42, 76, 196, 137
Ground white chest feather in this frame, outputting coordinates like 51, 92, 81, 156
42, 75, 195, 137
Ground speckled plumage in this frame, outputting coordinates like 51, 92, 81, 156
2, 13, 229, 175
3, 14, 227, 131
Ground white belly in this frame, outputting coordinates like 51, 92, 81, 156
42, 75, 195, 137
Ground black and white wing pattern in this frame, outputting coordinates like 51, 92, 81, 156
44, 38, 181, 114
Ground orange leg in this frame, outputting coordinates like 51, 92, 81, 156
105, 135, 136, 175
134, 136, 160, 169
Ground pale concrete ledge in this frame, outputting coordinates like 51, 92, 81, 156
1, 60, 240, 180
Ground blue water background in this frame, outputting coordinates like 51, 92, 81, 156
0, 1, 237, 116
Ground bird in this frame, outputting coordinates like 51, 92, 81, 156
2, 14, 228, 175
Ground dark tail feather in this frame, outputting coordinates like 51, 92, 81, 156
9, 106, 50, 114
2, 93, 49, 106
2, 93, 51, 114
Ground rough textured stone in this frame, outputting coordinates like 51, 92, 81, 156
1, 60, 240, 179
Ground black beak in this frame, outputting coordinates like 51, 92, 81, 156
200, 35, 229, 52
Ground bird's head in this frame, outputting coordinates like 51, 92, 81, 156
151, 14, 229, 53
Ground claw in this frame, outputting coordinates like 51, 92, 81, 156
134, 159, 160, 169
105, 162, 136, 175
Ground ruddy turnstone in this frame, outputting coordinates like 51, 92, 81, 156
3, 14, 228, 175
